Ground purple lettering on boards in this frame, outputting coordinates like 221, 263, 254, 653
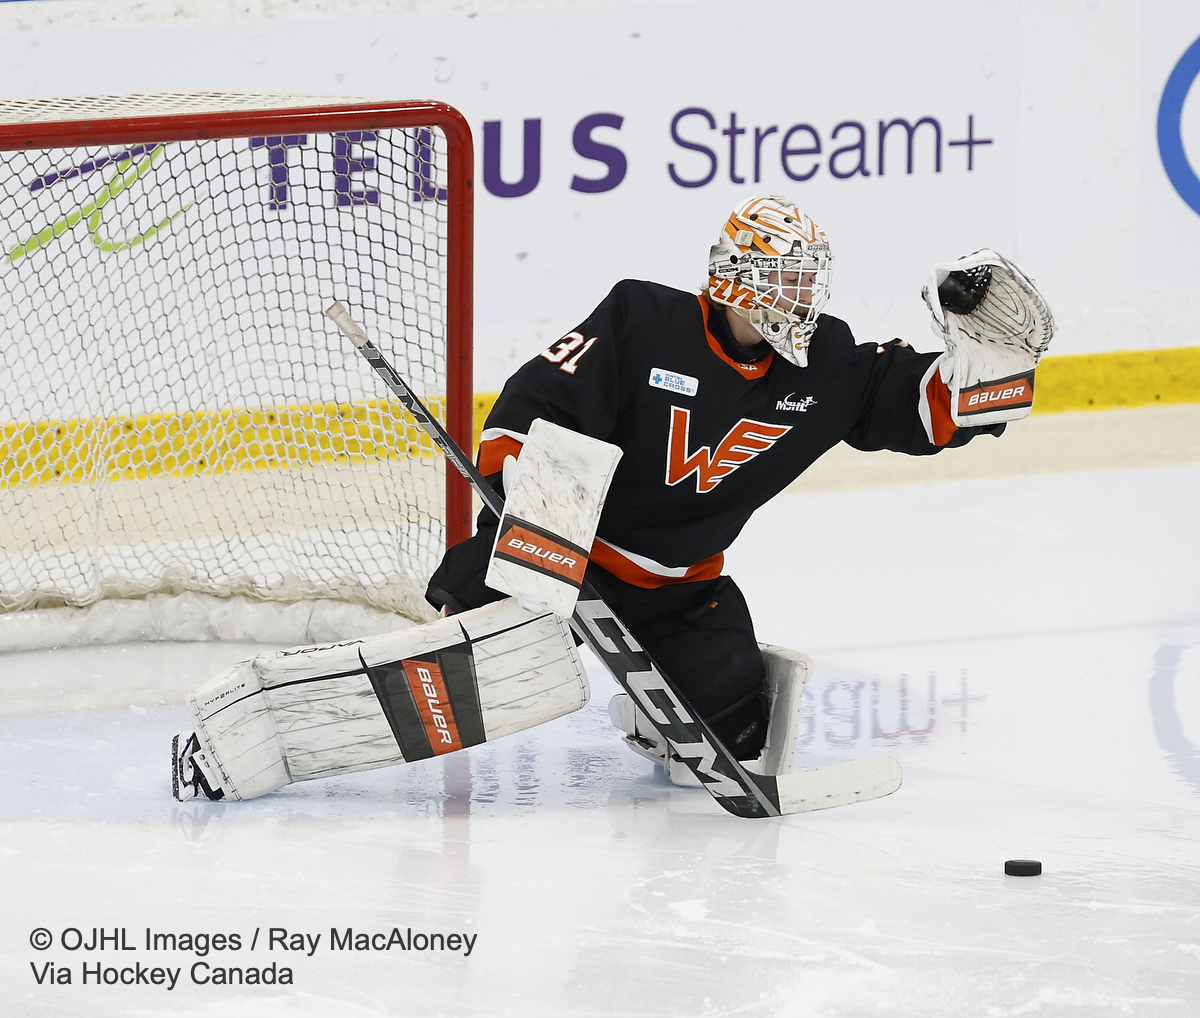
829, 121, 869, 179
411, 127, 448, 203
948, 115, 993, 171
249, 135, 308, 210
722, 112, 746, 184
333, 131, 379, 206
877, 117, 942, 176
668, 108, 717, 188
27, 144, 156, 194
753, 125, 778, 184
781, 124, 820, 182
571, 113, 627, 193
483, 119, 541, 198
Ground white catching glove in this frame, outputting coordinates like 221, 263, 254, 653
922, 249, 1055, 428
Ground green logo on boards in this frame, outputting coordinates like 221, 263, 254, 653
5, 145, 198, 265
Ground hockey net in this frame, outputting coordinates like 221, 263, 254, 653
0, 95, 473, 649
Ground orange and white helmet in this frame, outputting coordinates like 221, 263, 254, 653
707, 195, 834, 367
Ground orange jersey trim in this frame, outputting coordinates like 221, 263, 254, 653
696, 294, 774, 381
478, 434, 525, 476
925, 371, 958, 447
590, 538, 724, 589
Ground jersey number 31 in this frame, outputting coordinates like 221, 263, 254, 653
541, 332, 599, 375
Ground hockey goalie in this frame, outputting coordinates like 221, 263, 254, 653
174, 194, 1053, 805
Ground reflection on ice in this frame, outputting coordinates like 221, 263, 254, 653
1150, 644, 1200, 797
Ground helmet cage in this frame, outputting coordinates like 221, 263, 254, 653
706, 197, 834, 366
735, 251, 833, 331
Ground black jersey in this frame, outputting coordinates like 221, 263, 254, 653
478, 279, 993, 588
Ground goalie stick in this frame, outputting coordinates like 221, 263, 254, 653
325, 302, 902, 818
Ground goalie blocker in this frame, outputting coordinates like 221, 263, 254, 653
485, 418, 622, 618
173, 598, 588, 801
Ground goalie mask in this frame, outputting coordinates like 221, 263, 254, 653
707, 195, 834, 368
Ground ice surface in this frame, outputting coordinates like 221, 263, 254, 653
2, 464, 1198, 1016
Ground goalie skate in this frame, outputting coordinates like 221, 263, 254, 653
171, 732, 225, 802
608, 689, 702, 786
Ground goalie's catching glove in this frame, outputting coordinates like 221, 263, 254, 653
922, 249, 1055, 428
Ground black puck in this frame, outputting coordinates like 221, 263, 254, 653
1004, 859, 1042, 876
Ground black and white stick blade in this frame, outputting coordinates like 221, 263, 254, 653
771, 755, 903, 814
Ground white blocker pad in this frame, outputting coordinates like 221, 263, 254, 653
485, 418, 622, 618
187, 597, 589, 800
608, 643, 813, 786
922, 249, 1055, 429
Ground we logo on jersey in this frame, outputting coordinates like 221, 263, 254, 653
665, 406, 791, 493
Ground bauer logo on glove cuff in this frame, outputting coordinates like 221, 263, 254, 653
955, 371, 1035, 417
494, 518, 589, 588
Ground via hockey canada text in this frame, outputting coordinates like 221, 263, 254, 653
28, 925, 477, 989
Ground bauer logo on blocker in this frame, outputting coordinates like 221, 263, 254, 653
649, 368, 699, 397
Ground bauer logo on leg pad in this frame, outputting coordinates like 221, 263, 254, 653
494, 518, 589, 588
362, 642, 485, 763
401, 659, 464, 754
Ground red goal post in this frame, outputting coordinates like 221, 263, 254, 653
0, 95, 474, 644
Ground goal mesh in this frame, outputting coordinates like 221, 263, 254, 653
0, 95, 471, 628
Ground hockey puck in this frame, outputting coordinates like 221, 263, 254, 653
1004, 859, 1042, 876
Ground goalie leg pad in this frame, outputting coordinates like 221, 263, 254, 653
744, 644, 813, 776
185, 598, 589, 801
608, 643, 813, 786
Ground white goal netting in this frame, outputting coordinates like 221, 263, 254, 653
0, 94, 464, 646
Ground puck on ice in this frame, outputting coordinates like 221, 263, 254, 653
1004, 859, 1042, 876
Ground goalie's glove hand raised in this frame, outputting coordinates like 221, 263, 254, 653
922, 249, 1055, 428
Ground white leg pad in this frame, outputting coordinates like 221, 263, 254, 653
745, 644, 813, 776
608, 642, 813, 786
188, 598, 589, 800
189, 661, 289, 800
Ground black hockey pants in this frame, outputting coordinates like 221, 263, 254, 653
426, 522, 768, 759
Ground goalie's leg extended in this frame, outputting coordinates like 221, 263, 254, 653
172, 598, 589, 801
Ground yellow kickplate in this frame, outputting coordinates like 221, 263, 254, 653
1034, 346, 1200, 413
471, 346, 1200, 435
0, 398, 446, 489
10, 346, 1197, 489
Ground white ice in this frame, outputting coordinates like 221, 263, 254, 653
2, 462, 1198, 1016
